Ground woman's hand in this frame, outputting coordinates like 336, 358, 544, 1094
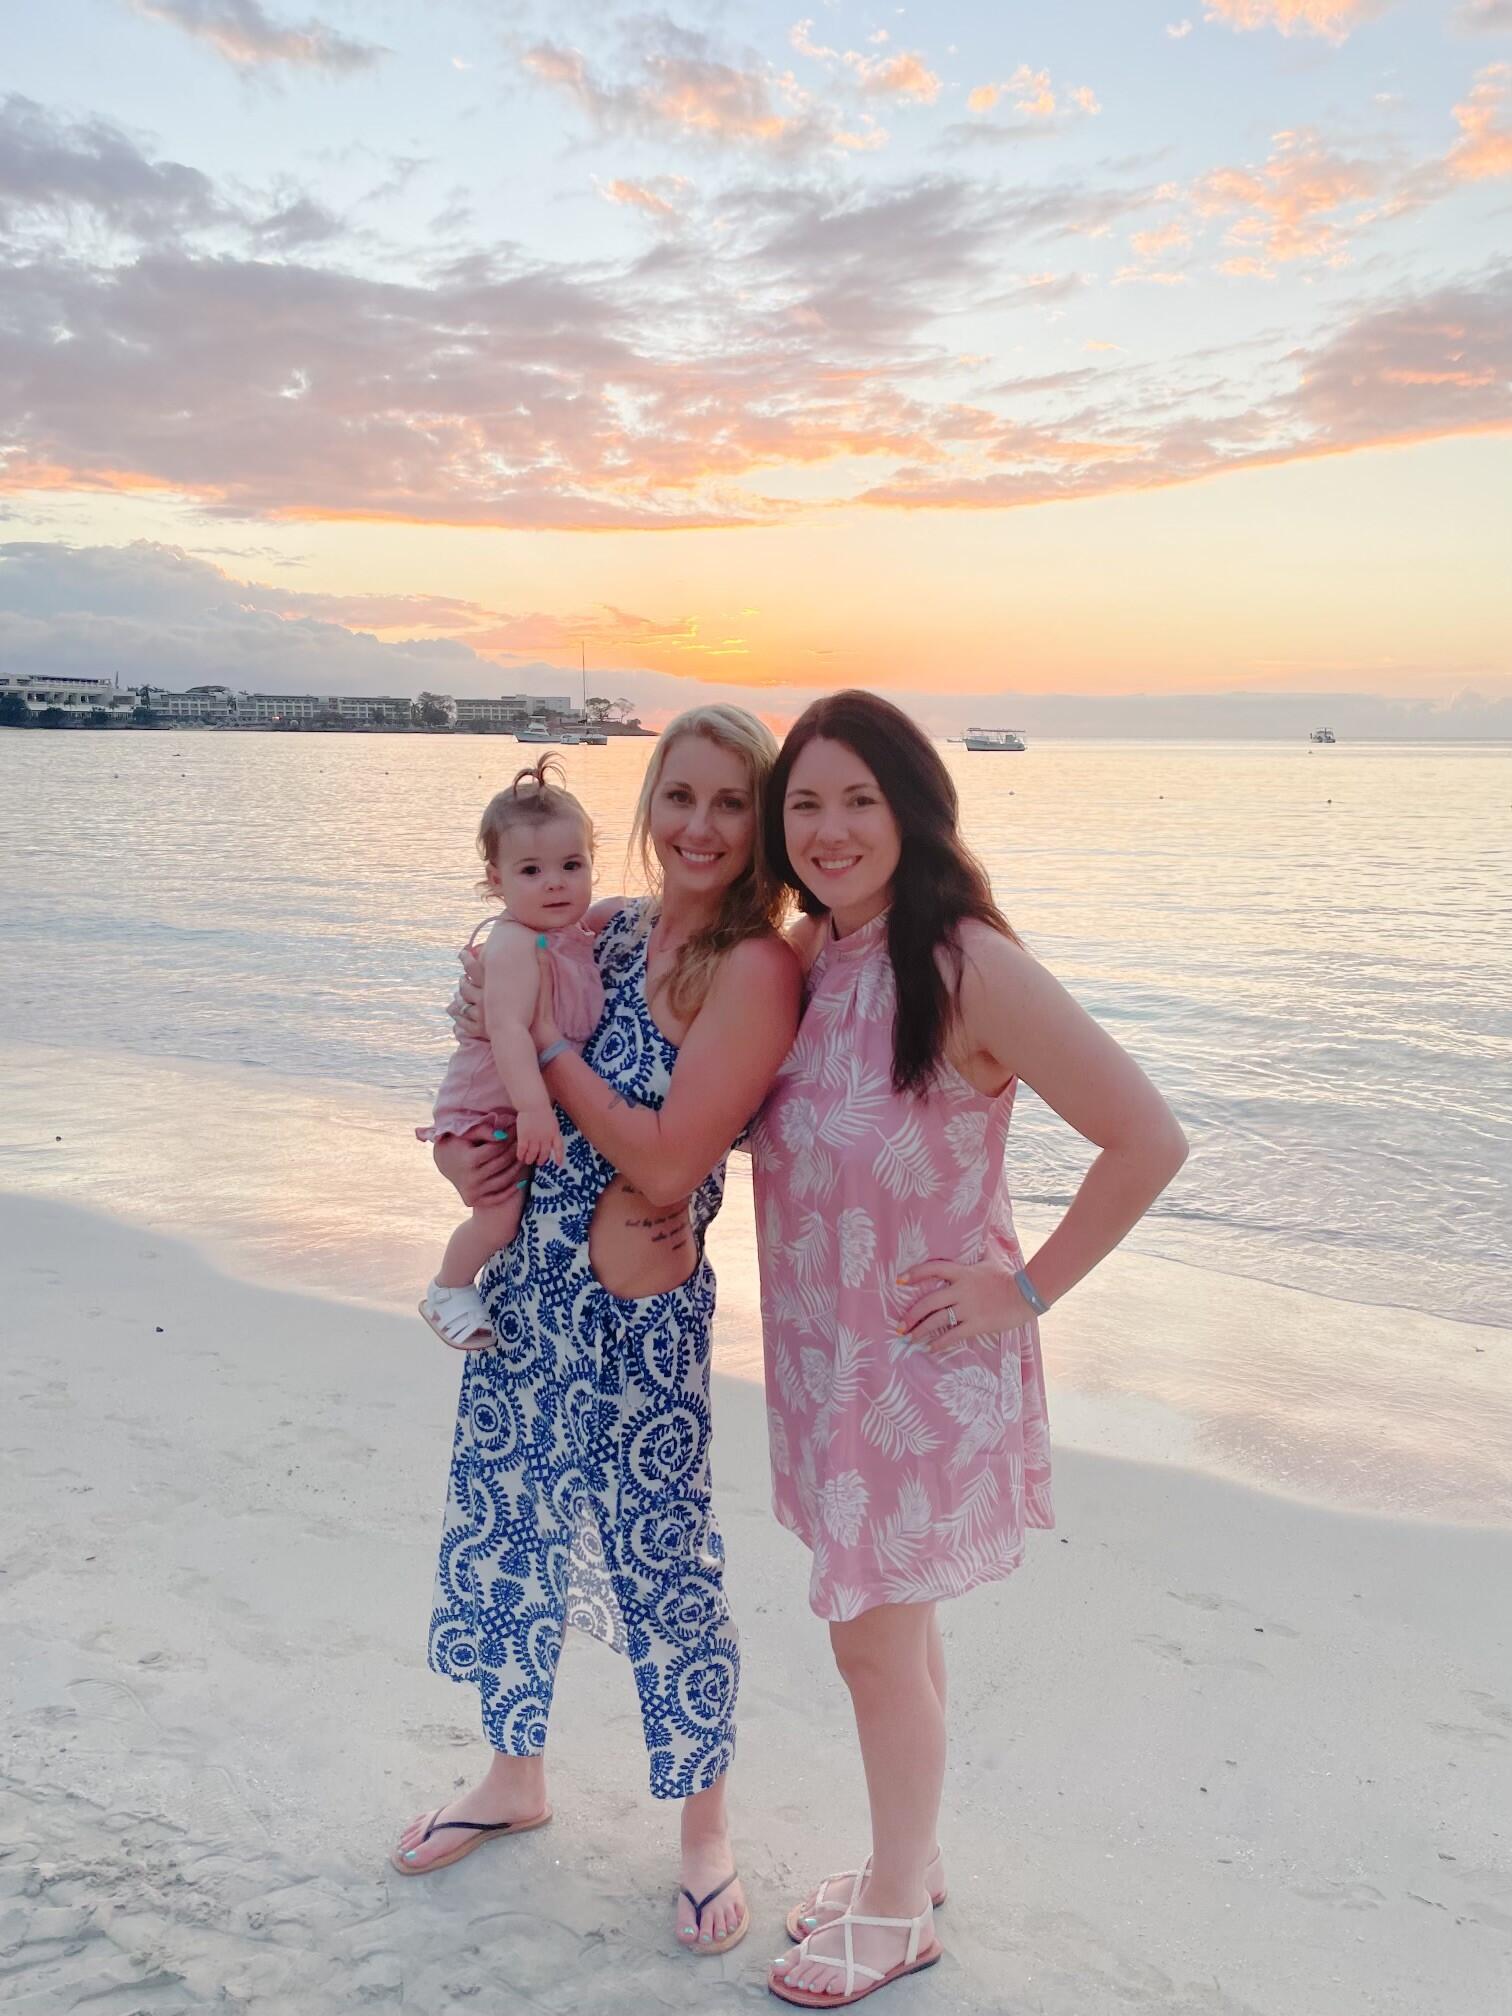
434, 1126, 527, 1208
530, 944, 560, 1052
895, 1256, 1039, 1352
447, 945, 486, 1040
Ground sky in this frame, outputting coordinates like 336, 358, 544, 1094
1, 0, 1509, 731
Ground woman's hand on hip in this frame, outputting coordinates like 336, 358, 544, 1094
896, 1256, 1036, 1352
447, 945, 486, 1039
434, 1126, 527, 1207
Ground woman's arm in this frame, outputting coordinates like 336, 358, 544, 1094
900, 923, 1187, 1344
964, 923, 1187, 1305
542, 935, 802, 1207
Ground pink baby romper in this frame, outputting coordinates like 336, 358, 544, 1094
417, 918, 605, 1143
750, 911, 1053, 1621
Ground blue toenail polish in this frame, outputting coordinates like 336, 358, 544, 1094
403, 1850, 416, 1861
537, 934, 548, 948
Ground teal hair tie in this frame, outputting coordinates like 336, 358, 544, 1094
536, 934, 548, 948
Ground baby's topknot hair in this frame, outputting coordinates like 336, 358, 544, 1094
477, 755, 593, 883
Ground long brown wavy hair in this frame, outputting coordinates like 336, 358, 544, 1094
765, 690, 1017, 1095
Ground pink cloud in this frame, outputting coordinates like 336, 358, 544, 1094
1446, 64, 1512, 182
131, 0, 385, 73
522, 30, 836, 155
1201, 0, 1392, 41
601, 176, 690, 219
1191, 129, 1380, 263
861, 269, 1512, 512
967, 67, 1099, 121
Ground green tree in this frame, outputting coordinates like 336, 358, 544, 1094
0, 692, 29, 727
416, 692, 451, 728
39, 706, 68, 726
133, 703, 159, 724
584, 695, 611, 725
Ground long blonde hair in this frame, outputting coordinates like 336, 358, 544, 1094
628, 704, 786, 1018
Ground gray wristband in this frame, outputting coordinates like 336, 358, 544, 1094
536, 1038, 571, 1069
1014, 1266, 1049, 1316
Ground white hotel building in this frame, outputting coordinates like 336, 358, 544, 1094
3, 675, 577, 727
0, 671, 135, 716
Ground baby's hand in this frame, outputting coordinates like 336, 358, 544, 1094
515, 1101, 567, 1168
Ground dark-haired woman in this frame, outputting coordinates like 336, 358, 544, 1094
754, 692, 1187, 2009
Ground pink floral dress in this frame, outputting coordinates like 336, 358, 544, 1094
750, 912, 1053, 1621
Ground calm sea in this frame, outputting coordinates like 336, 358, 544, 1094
2, 729, 1509, 1517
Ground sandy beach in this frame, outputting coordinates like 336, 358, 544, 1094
4, 1189, 1510, 2014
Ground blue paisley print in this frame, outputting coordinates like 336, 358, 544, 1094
427, 904, 738, 1798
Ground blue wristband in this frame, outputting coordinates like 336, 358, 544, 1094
1014, 1266, 1049, 1316
536, 1038, 571, 1069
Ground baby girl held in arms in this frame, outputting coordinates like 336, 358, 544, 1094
415, 758, 605, 1349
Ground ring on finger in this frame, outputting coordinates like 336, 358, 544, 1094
946, 1306, 960, 1329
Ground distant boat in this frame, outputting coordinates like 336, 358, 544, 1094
1309, 727, 1337, 744
517, 725, 582, 744
963, 726, 1027, 752
584, 732, 608, 746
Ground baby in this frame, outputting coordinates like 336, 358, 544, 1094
416, 758, 604, 1348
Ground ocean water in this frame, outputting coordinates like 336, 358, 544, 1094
4, 730, 1508, 1318
2, 729, 1509, 1518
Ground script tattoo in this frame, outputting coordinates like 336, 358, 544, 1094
622, 1199, 692, 1253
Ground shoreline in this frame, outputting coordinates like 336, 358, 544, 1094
4, 1191, 1510, 2013
5, 1036, 1509, 1531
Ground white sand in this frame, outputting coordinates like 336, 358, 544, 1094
3, 1191, 1510, 2014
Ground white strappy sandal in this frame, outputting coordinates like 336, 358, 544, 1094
785, 1849, 947, 1942
769, 1900, 942, 2008
418, 1280, 493, 1350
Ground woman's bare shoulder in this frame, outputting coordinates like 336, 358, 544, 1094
784, 910, 828, 973
722, 929, 803, 987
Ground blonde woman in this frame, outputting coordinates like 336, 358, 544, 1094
394, 707, 800, 1959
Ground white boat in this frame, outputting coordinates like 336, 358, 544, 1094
517, 726, 580, 744
963, 726, 1026, 752
1309, 727, 1337, 744
584, 732, 608, 746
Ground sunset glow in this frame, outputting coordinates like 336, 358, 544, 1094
1, 0, 1508, 722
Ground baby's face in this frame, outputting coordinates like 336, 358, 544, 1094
490, 813, 593, 929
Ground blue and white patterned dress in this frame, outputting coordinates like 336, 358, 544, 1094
428, 904, 739, 1798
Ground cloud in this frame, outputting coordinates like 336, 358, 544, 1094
789, 20, 941, 101
1191, 128, 1382, 265
1167, 19, 1195, 37
600, 175, 691, 219
1201, 0, 1393, 40
521, 21, 840, 155
132, 0, 387, 74
1130, 216, 1193, 257
858, 266, 1512, 511
969, 67, 1057, 119
1445, 63, 1512, 180
0, 93, 228, 240
1456, 0, 1512, 28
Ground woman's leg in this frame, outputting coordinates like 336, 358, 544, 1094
393, 1748, 549, 1871
676, 1773, 746, 1948
777, 1601, 944, 1996
435, 1196, 523, 1288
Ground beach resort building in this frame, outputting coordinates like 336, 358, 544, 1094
453, 693, 573, 726
0, 671, 135, 717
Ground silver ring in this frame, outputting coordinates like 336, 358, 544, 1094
946, 1307, 959, 1329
